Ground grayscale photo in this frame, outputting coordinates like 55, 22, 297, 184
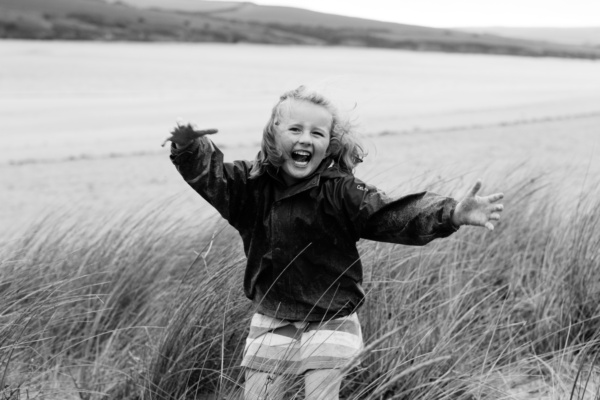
1, 0, 599, 399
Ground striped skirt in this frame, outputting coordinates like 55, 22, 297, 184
241, 312, 363, 375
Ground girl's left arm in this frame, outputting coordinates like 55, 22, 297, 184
347, 179, 503, 246
357, 188, 459, 246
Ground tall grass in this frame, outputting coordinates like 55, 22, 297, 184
1, 174, 600, 399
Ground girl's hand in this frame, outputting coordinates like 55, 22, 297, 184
452, 180, 504, 231
161, 123, 218, 147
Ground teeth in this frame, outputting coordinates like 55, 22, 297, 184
291, 149, 312, 166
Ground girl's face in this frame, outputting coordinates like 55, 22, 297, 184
274, 99, 332, 186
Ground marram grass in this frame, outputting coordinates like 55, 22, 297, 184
1, 175, 600, 400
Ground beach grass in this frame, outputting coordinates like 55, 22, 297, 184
1, 173, 600, 400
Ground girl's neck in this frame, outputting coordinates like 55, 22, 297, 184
281, 173, 298, 187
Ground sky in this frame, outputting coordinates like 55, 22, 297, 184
217, 0, 600, 27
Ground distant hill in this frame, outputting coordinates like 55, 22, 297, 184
1, 0, 600, 59
456, 27, 600, 48
108, 0, 245, 13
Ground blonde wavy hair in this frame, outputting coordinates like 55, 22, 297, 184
249, 86, 365, 179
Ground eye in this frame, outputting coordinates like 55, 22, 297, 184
312, 131, 325, 137
289, 127, 301, 133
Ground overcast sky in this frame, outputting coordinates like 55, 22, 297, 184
221, 0, 600, 27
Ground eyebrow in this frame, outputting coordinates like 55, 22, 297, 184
286, 121, 329, 130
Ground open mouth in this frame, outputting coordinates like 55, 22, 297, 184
291, 150, 312, 166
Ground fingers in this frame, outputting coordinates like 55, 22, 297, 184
162, 126, 219, 147
160, 136, 171, 147
198, 129, 218, 136
467, 180, 503, 203
173, 118, 218, 135
457, 181, 504, 231
468, 180, 482, 197
484, 204, 503, 230
486, 192, 504, 203
173, 125, 218, 136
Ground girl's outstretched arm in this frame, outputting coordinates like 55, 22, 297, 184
350, 177, 503, 246
167, 124, 252, 229
451, 180, 504, 231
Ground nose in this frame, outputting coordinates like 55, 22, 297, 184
297, 129, 312, 145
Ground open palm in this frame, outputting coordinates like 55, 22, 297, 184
452, 180, 504, 231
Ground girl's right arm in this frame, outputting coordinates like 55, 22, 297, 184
168, 126, 252, 227
339, 177, 459, 246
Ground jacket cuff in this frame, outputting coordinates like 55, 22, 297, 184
445, 201, 460, 233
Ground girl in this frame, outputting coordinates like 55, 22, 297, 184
164, 86, 504, 400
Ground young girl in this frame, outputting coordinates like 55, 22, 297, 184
164, 86, 504, 400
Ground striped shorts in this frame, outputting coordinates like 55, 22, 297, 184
241, 312, 363, 375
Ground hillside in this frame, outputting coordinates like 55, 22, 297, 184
456, 26, 600, 48
1, 0, 600, 59
109, 0, 245, 13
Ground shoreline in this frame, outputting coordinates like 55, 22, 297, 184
4, 109, 599, 167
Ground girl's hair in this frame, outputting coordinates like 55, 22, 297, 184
249, 86, 365, 179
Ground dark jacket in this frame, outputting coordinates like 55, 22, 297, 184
171, 137, 459, 321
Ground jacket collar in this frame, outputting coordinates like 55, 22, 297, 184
267, 158, 346, 200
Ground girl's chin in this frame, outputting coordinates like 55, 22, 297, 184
282, 162, 317, 180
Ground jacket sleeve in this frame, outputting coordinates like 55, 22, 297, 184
169, 137, 252, 228
342, 178, 459, 246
